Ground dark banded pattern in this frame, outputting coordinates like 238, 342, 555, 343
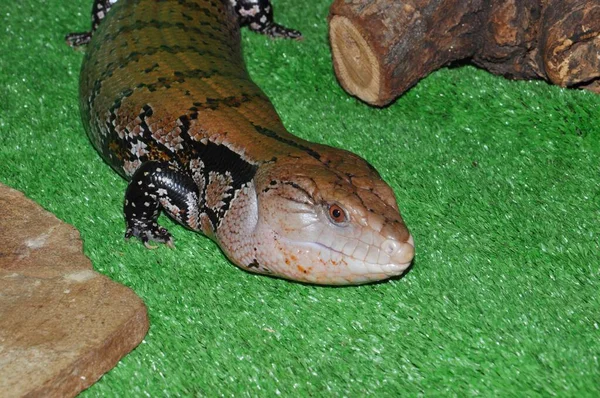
79, 0, 320, 176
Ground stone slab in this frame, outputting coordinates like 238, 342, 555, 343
0, 183, 149, 397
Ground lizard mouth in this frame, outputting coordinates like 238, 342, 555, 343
275, 234, 415, 284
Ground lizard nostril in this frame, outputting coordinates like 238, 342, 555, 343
382, 239, 398, 255
383, 235, 415, 264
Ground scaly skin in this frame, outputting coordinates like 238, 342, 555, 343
72, 0, 415, 285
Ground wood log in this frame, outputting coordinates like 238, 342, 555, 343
328, 0, 600, 106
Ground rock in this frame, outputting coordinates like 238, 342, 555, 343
0, 183, 149, 397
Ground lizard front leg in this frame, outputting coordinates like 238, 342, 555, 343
124, 161, 200, 248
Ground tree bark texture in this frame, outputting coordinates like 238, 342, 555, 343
328, 0, 600, 106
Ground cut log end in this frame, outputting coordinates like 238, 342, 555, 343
329, 15, 383, 106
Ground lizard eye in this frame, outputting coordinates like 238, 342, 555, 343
327, 204, 348, 224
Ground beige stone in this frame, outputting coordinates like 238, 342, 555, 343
0, 183, 149, 397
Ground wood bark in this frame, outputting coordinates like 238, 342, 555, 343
329, 0, 600, 106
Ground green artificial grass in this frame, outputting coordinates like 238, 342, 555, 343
1, 0, 600, 395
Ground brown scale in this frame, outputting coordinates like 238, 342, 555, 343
107, 140, 126, 162
145, 142, 173, 163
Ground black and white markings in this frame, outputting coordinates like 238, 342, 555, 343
65, 0, 117, 47
109, 104, 158, 176
91, 0, 117, 31
124, 161, 201, 247
185, 139, 258, 232
231, 0, 302, 38
117, 98, 260, 244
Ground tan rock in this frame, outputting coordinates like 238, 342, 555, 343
0, 183, 149, 397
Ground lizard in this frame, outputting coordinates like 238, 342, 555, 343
66, 0, 414, 285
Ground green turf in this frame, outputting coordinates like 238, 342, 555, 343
2, 0, 600, 395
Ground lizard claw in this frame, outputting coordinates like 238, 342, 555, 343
125, 222, 174, 249
143, 241, 159, 250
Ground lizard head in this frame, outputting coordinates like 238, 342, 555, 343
218, 152, 414, 285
